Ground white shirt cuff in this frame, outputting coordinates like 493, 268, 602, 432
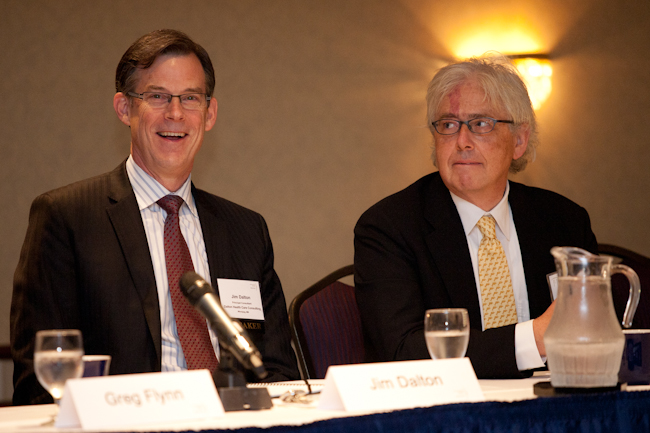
514, 320, 546, 371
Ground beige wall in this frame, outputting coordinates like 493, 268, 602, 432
1, 0, 648, 366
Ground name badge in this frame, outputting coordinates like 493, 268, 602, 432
318, 358, 484, 412
217, 279, 265, 321
547, 272, 558, 301
56, 370, 224, 429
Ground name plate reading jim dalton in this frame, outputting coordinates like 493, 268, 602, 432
56, 370, 224, 429
318, 358, 484, 412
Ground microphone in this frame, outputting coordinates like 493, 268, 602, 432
179, 271, 267, 379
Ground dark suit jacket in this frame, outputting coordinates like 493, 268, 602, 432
354, 172, 598, 379
11, 161, 299, 405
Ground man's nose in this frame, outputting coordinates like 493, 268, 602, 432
165, 96, 185, 119
455, 123, 474, 149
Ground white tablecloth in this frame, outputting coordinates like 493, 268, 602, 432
2, 373, 648, 433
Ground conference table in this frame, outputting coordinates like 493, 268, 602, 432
1, 372, 649, 433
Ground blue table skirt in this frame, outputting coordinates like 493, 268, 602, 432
178, 389, 650, 433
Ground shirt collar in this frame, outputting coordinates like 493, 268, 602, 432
125, 155, 197, 217
450, 182, 511, 240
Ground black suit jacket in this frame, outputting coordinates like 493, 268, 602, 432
11, 161, 299, 405
354, 172, 598, 378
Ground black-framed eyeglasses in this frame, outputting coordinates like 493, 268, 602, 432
127, 92, 211, 110
431, 117, 514, 135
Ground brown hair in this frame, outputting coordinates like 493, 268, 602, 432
115, 29, 215, 96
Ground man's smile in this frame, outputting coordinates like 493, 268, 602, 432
157, 131, 187, 140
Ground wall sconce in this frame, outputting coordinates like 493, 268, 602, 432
508, 54, 552, 110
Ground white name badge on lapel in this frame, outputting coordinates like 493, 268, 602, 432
318, 358, 484, 412
217, 279, 265, 320
547, 272, 559, 301
56, 370, 224, 429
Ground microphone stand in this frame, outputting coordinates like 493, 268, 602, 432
212, 350, 273, 412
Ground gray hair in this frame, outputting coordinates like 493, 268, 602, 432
426, 54, 538, 173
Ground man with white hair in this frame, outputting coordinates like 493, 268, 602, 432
354, 55, 598, 378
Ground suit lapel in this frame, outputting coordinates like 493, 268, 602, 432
423, 174, 482, 327
105, 162, 161, 363
509, 182, 553, 318
192, 187, 231, 286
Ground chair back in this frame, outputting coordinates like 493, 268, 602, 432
599, 244, 650, 329
289, 265, 364, 379
0, 345, 11, 406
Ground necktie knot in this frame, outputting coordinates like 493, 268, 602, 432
158, 195, 184, 215
477, 215, 497, 239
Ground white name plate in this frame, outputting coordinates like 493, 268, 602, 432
318, 358, 484, 412
56, 370, 224, 429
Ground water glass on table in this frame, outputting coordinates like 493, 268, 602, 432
424, 308, 469, 359
34, 329, 84, 405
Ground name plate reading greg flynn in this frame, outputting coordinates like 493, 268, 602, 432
56, 370, 224, 429
318, 358, 484, 412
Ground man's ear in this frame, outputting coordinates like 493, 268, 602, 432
513, 123, 530, 160
204, 97, 218, 132
113, 92, 132, 127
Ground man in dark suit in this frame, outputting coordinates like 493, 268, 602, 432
11, 29, 299, 405
354, 55, 598, 379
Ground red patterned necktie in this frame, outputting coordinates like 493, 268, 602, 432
158, 195, 219, 371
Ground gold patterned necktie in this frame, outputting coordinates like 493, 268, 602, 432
477, 215, 518, 329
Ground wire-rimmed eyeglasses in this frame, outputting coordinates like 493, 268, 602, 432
127, 92, 211, 110
431, 117, 514, 135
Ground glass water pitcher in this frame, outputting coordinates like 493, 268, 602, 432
544, 246, 641, 388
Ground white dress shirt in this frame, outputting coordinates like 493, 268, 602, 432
126, 156, 220, 371
450, 182, 545, 371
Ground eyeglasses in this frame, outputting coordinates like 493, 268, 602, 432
431, 117, 514, 135
127, 92, 211, 110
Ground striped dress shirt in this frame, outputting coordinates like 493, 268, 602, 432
125, 156, 220, 371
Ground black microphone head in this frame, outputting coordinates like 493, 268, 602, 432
249, 354, 268, 379
179, 271, 215, 305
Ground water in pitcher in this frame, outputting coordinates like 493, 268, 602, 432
545, 276, 625, 388
546, 341, 624, 387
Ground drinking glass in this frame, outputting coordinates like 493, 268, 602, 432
424, 308, 469, 360
34, 329, 84, 405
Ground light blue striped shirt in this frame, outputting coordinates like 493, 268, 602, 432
125, 156, 220, 371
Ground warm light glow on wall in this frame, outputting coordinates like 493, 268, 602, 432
454, 30, 541, 60
449, 17, 552, 110
450, 16, 544, 59
511, 57, 552, 110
